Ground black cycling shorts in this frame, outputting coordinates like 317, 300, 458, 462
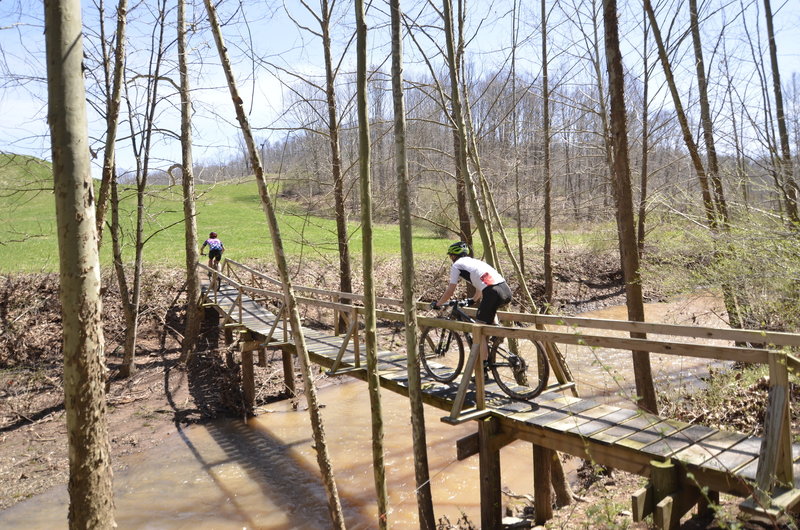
208, 248, 222, 261
476, 282, 512, 324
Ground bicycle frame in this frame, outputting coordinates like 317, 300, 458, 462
431, 299, 550, 403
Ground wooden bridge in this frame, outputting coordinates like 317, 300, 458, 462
199, 259, 800, 529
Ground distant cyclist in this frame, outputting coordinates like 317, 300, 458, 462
200, 231, 225, 270
430, 241, 512, 324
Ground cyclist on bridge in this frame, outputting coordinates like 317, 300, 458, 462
430, 241, 512, 325
200, 231, 225, 270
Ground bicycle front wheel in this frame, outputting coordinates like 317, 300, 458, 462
419, 327, 465, 383
490, 339, 549, 399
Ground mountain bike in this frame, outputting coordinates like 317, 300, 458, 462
201, 252, 222, 290
419, 299, 550, 400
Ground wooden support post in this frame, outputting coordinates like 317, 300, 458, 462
633, 460, 704, 529
448, 324, 486, 420
533, 443, 553, 525
479, 417, 502, 529
651, 459, 679, 530
258, 347, 266, 367
697, 490, 719, 519
652, 460, 678, 504
281, 346, 296, 394
755, 350, 793, 505
241, 347, 255, 415
223, 326, 234, 367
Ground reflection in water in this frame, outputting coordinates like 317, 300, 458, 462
0, 295, 728, 528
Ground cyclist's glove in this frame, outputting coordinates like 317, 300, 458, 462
429, 301, 439, 310
466, 298, 476, 307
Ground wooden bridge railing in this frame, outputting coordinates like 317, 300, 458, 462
203, 258, 800, 512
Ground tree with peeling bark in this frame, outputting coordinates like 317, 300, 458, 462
44, 0, 115, 525
354, 0, 389, 525
603, 0, 657, 414
203, 1, 345, 527
177, 0, 201, 363
390, 0, 436, 526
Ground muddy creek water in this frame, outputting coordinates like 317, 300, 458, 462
0, 294, 731, 528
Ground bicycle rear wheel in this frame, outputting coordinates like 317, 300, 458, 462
419, 327, 465, 383
489, 339, 549, 399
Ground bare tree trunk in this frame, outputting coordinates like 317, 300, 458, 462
644, 0, 717, 228
203, 2, 345, 526
722, 44, 748, 208
45, 0, 115, 525
454, 132, 473, 247
355, 1, 389, 525
95, 0, 127, 248
118, 0, 168, 378
462, 91, 501, 268
587, 0, 614, 210
690, 0, 728, 224
603, 0, 657, 414
511, 0, 525, 275
442, 0, 493, 262
177, 0, 200, 362
763, 0, 799, 223
451, 1, 472, 247
541, 0, 553, 307
390, 2, 437, 526
319, 0, 355, 305
636, 9, 650, 257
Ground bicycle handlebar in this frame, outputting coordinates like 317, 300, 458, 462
443, 298, 472, 308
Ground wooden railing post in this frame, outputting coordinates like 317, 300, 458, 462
282, 292, 289, 342
755, 350, 793, 503
351, 306, 360, 367
333, 294, 340, 336
237, 286, 244, 324
449, 324, 487, 420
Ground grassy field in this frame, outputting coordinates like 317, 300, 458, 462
2, 154, 543, 273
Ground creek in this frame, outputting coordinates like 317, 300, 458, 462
0, 294, 731, 528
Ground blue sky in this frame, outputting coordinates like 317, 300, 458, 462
1, 0, 799, 179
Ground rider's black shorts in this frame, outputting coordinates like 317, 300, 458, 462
477, 282, 512, 324
208, 248, 222, 261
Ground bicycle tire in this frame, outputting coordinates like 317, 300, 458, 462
489, 339, 549, 399
419, 327, 465, 383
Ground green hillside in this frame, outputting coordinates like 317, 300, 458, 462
0, 155, 456, 273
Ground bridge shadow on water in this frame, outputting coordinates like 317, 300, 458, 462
163, 304, 375, 528
170, 418, 375, 528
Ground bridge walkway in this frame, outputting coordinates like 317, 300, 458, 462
199, 261, 800, 529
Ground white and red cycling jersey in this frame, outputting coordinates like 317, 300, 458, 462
448, 256, 505, 292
